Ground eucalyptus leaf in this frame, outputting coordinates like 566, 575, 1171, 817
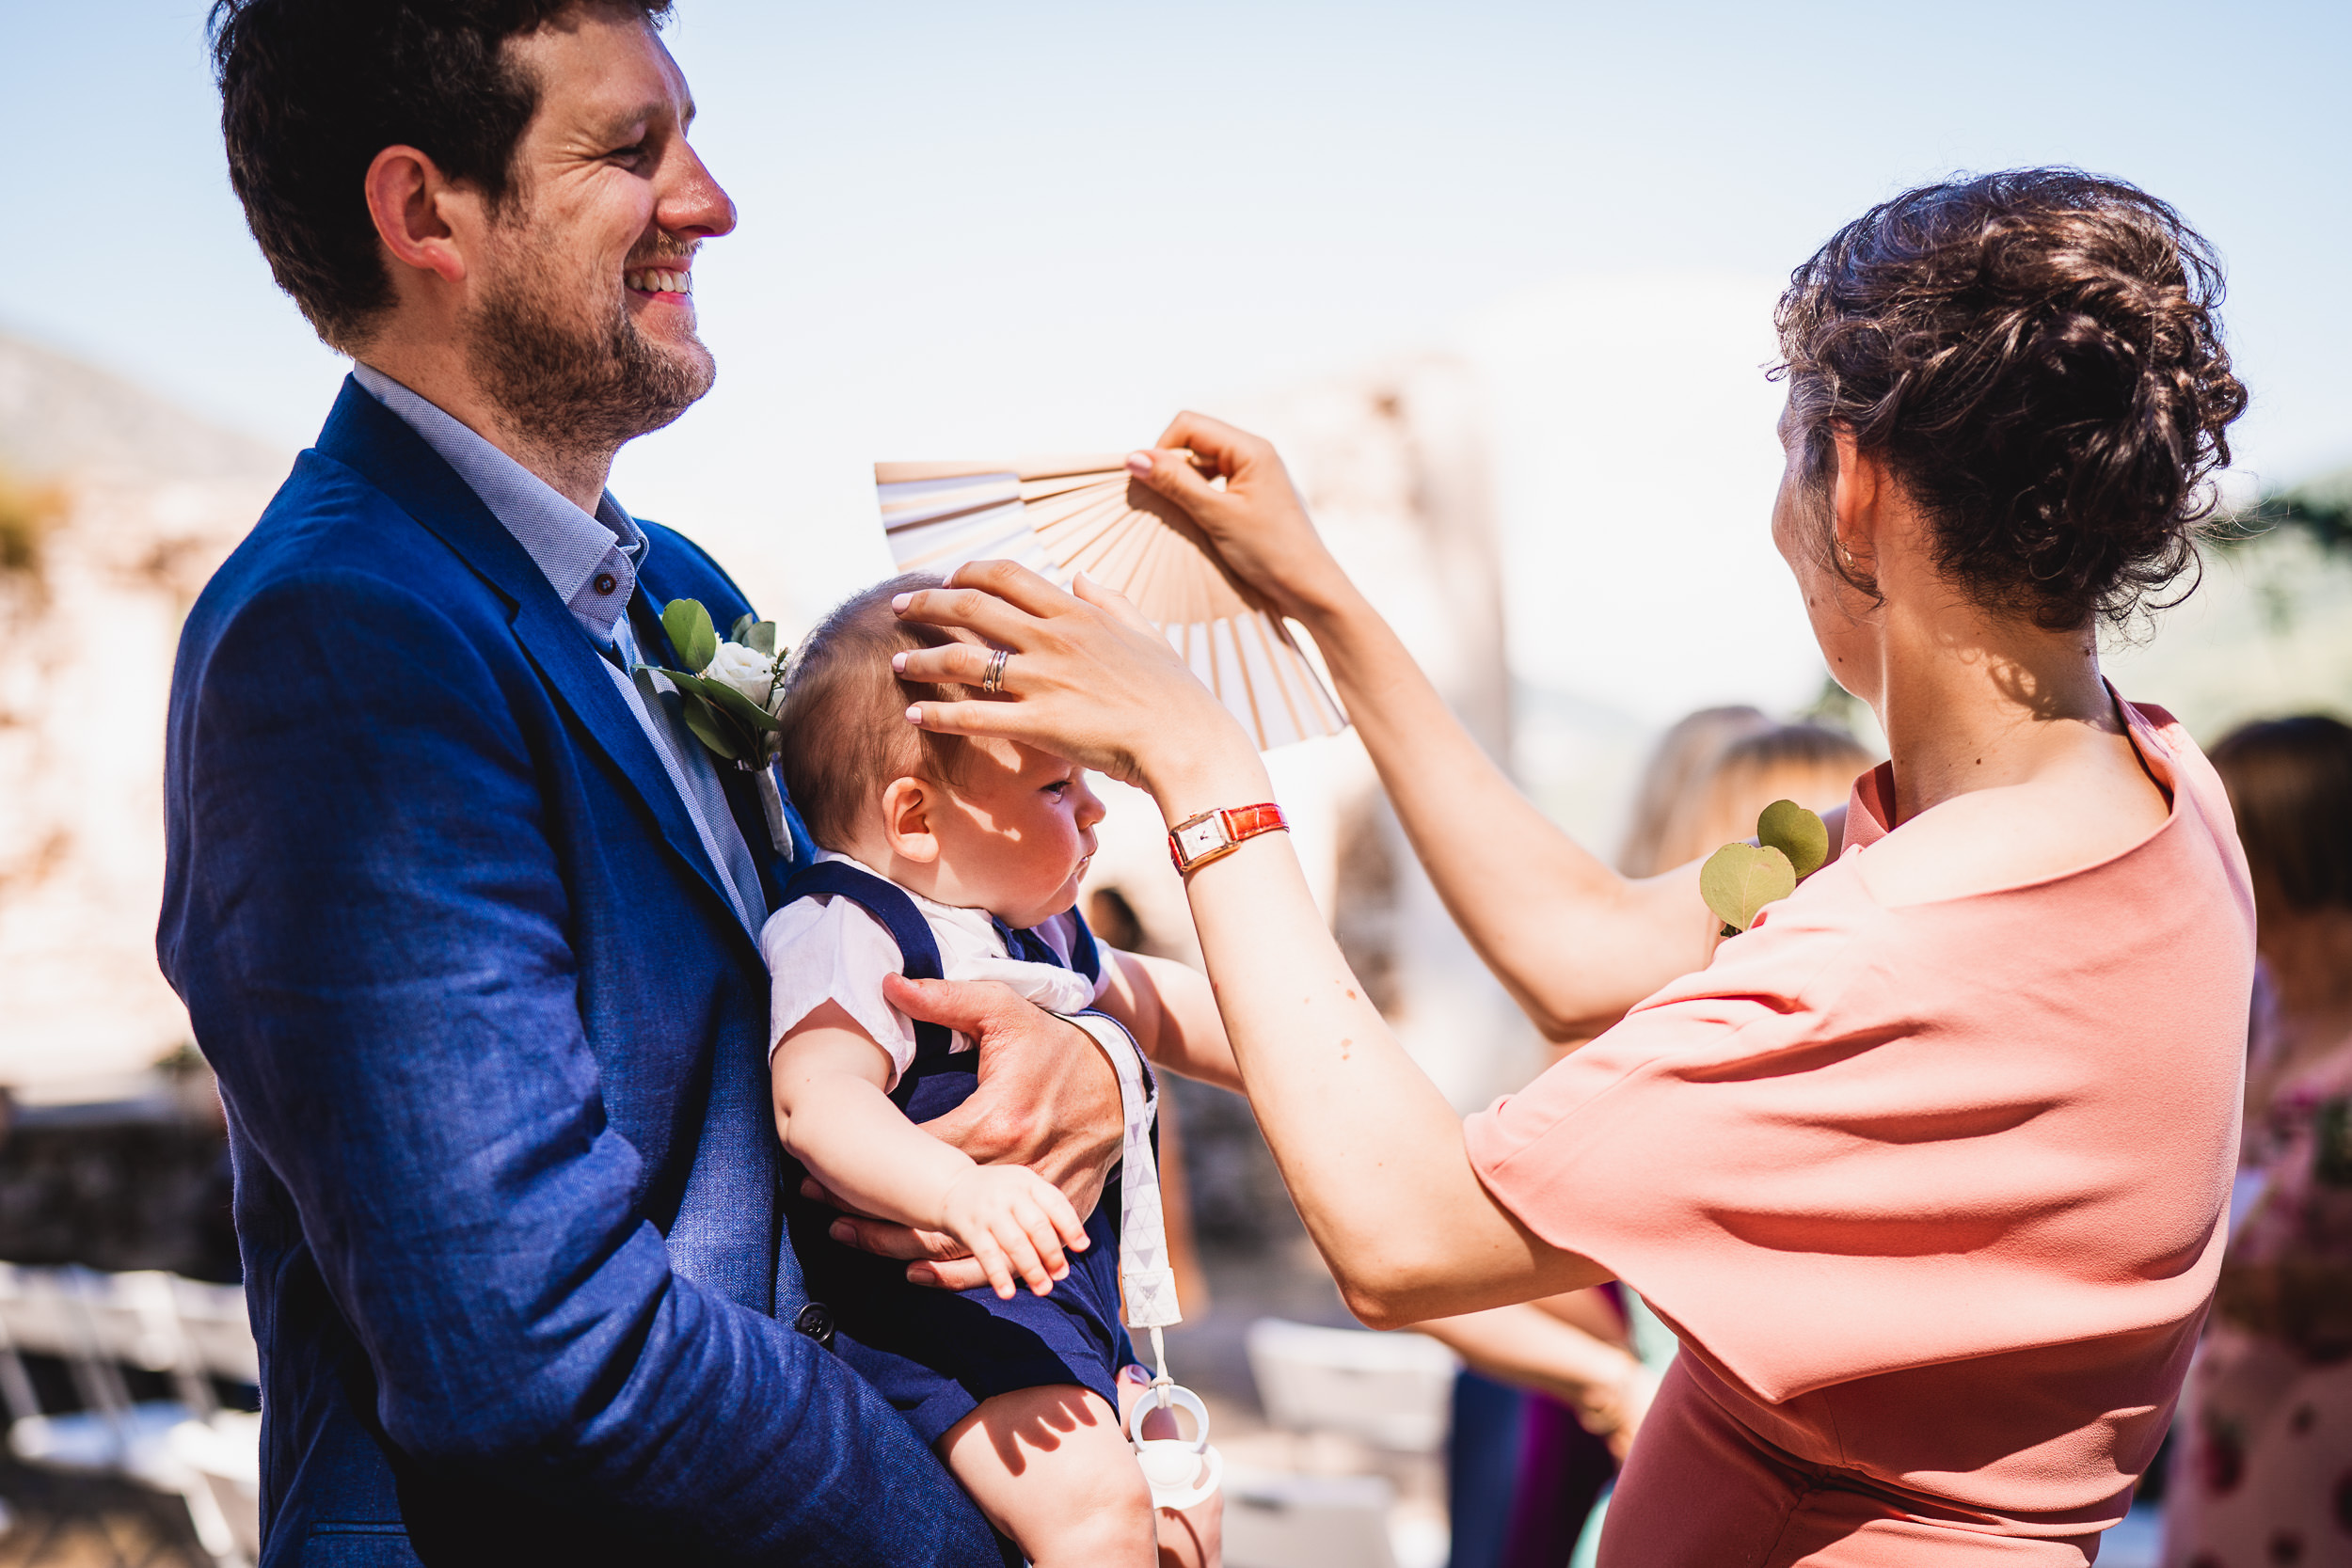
694, 675, 786, 734
1701, 843, 1795, 934
731, 611, 757, 644
640, 666, 779, 737
662, 598, 719, 675
676, 691, 741, 760
1756, 799, 1830, 879
746, 621, 779, 657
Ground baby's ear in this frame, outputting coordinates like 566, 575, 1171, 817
880, 776, 940, 863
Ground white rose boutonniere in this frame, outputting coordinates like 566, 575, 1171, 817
703, 639, 784, 709
637, 598, 797, 850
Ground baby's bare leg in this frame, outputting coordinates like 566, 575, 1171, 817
941, 1385, 1156, 1568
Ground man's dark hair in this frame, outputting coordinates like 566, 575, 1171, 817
209, 0, 673, 349
1774, 168, 2249, 631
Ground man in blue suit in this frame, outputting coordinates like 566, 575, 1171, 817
160, 4, 1125, 1561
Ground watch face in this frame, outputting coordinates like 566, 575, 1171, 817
1175, 817, 1227, 863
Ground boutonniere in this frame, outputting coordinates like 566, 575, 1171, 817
637, 598, 797, 854
637, 598, 788, 764
1702, 800, 1829, 938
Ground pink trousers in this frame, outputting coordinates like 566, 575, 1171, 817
1597, 1360, 2112, 1567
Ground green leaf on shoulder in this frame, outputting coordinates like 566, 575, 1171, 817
663, 598, 720, 674
731, 611, 757, 645
746, 620, 779, 657
1756, 799, 1830, 879
1701, 843, 1795, 934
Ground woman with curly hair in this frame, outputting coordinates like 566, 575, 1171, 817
883, 169, 2253, 1564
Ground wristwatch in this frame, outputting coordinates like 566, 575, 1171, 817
1167, 802, 1289, 875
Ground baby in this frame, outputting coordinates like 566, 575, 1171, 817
764, 574, 1240, 1568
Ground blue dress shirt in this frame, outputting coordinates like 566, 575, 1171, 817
352, 363, 769, 935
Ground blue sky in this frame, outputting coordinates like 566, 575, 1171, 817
9, 0, 2350, 713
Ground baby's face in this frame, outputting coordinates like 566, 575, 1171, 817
923, 738, 1106, 929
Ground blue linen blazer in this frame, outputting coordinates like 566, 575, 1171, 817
158, 380, 1008, 1566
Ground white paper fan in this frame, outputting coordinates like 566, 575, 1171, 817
875, 455, 1347, 752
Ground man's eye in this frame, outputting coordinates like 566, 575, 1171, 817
1042, 781, 1071, 797
607, 143, 647, 165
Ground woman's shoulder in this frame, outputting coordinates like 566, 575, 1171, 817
1845, 702, 2211, 911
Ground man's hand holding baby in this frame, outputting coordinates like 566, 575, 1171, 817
814, 974, 1123, 1292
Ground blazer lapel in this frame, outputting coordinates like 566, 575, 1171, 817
312, 378, 749, 940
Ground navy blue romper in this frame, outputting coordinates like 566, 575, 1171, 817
779, 859, 1136, 1448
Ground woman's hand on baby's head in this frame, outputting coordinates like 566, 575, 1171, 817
938, 1164, 1092, 1300
890, 562, 1261, 805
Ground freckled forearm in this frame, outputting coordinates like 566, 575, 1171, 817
1172, 833, 1557, 1313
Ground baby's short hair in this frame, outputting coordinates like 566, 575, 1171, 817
777, 573, 977, 850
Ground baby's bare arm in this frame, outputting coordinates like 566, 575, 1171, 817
1094, 950, 1242, 1093
772, 1004, 971, 1227
772, 1003, 1091, 1298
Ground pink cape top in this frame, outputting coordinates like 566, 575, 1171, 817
1465, 700, 2253, 1563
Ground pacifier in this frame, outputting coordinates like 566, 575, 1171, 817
1125, 1370, 1222, 1513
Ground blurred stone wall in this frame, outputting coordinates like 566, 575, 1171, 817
0, 333, 283, 1096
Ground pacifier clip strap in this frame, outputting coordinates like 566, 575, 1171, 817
1063, 1011, 1180, 1331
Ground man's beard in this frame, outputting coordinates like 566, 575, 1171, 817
464, 232, 714, 460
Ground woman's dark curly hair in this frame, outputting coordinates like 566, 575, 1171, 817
209, 0, 672, 350
1773, 168, 2249, 630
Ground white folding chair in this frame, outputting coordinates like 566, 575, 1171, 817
1244, 1317, 1459, 1453
167, 1277, 264, 1562
0, 1266, 246, 1565
1220, 1465, 1401, 1568
170, 1414, 261, 1564
81, 1272, 219, 1419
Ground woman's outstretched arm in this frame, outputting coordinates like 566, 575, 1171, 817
1125, 414, 1716, 1040
890, 564, 1608, 1326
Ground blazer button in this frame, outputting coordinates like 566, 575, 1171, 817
794, 1302, 835, 1351
593, 572, 618, 595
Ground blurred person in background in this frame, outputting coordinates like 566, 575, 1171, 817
1433, 715, 1874, 1568
1622, 722, 1878, 879
1613, 705, 1772, 879
2164, 716, 2352, 1568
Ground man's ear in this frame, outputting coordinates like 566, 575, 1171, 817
363, 144, 477, 286
880, 777, 941, 864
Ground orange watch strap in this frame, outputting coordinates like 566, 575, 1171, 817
1221, 803, 1287, 842
1167, 801, 1289, 874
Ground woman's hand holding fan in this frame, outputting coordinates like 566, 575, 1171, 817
1119, 411, 1360, 627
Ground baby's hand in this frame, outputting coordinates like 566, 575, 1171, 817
937, 1165, 1091, 1300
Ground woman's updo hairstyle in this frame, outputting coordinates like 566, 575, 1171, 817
1774, 168, 2248, 630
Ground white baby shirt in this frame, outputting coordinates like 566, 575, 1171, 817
760, 851, 1110, 1087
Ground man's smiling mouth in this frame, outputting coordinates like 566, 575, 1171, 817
625, 267, 691, 297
